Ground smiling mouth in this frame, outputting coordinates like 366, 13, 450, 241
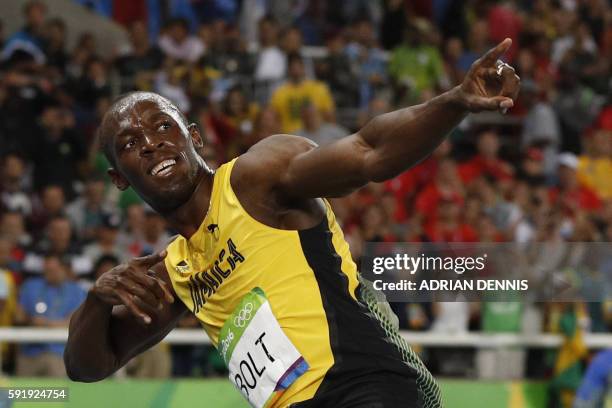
150, 159, 177, 176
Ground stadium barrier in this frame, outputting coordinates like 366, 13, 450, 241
0, 327, 609, 347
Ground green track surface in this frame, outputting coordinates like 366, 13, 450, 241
0, 378, 548, 408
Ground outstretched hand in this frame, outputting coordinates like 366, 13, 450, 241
457, 38, 521, 114
91, 251, 174, 324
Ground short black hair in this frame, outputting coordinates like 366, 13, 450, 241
97, 92, 189, 168
166, 17, 189, 31
287, 52, 303, 67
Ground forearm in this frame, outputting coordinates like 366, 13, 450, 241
64, 292, 119, 382
359, 86, 466, 182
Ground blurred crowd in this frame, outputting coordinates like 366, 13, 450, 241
0, 0, 610, 382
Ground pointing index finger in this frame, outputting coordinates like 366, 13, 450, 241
479, 38, 512, 66
133, 250, 168, 268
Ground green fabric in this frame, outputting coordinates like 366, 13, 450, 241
218, 287, 267, 364
482, 302, 522, 333
388, 45, 444, 92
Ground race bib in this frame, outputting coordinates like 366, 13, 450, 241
218, 288, 308, 408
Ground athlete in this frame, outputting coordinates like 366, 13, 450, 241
64, 39, 520, 407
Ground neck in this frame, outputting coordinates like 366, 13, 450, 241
161, 165, 215, 239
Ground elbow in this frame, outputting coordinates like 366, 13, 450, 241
63, 348, 113, 383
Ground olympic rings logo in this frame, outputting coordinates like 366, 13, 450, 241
234, 302, 254, 327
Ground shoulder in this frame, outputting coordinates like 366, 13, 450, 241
20, 278, 42, 295
65, 281, 86, 295
230, 134, 319, 208
232, 134, 317, 185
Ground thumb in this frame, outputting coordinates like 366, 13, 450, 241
466, 95, 514, 113
133, 250, 168, 268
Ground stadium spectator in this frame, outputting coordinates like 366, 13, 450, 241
457, 19, 491, 77
574, 348, 612, 408
0, 153, 32, 216
388, 19, 446, 103
158, 18, 205, 63
271, 53, 335, 133
66, 177, 111, 241
22, 216, 91, 277
549, 152, 602, 214
0, 211, 31, 263
43, 18, 68, 74
317, 33, 359, 109
520, 79, 561, 176
415, 158, 464, 229
281, 26, 314, 79
82, 212, 126, 269
15, 254, 86, 377
295, 102, 348, 146
253, 15, 286, 87
117, 203, 146, 259
30, 103, 85, 197
345, 19, 388, 108
577, 107, 612, 200
29, 185, 66, 235
114, 21, 164, 93
139, 207, 171, 255
1, 1, 47, 64
459, 129, 514, 184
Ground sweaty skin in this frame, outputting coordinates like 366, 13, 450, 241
64, 39, 520, 382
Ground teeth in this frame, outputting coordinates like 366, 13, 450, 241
151, 159, 176, 176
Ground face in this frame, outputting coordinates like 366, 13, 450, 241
0, 213, 24, 239
558, 166, 577, 188
98, 226, 118, 244
130, 21, 148, 47
477, 131, 499, 158
103, 93, 206, 212
27, 3, 46, 28
288, 59, 305, 81
0, 238, 11, 265
47, 218, 72, 252
44, 257, 67, 285
283, 29, 302, 52
85, 180, 105, 205
42, 186, 65, 213
3, 155, 25, 181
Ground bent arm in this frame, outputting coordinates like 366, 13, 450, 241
64, 262, 187, 382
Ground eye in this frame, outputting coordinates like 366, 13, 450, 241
123, 139, 136, 150
157, 121, 172, 132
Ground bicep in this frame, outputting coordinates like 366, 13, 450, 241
279, 134, 374, 198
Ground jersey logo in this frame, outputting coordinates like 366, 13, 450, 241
176, 259, 190, 274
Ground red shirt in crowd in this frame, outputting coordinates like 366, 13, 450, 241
458, 155, 513, 184
548, 186, 603, 212
425, 222, 478, 242
385, 157, 441, 222
415, 184, 463, 225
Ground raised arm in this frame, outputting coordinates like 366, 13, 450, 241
247, 39, 520, 199
64, 252, 187, 382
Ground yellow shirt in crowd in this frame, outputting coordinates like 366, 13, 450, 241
577, 156, 612, 199
271, 80, 334, 133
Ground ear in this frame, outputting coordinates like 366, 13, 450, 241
108, 168, 130, 191
188, 123, 204, 148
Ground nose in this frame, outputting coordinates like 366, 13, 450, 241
140, 134, 166, 156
